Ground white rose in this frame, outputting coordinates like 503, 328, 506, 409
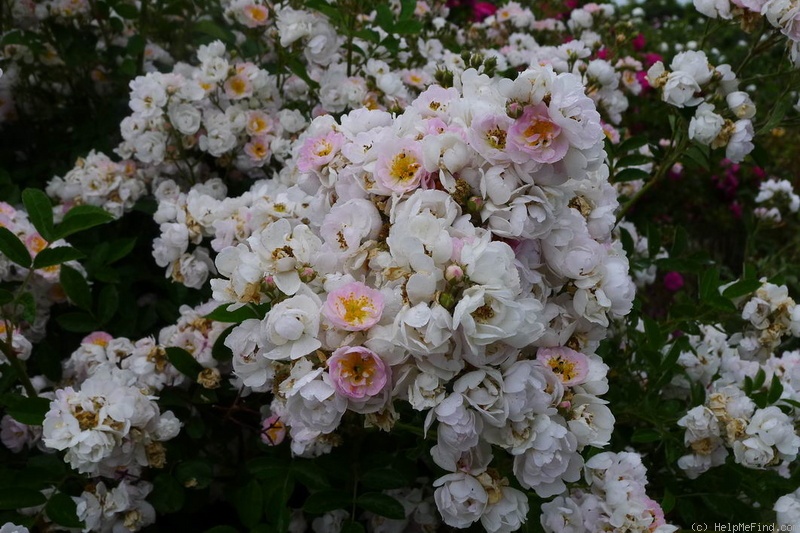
688, 103, 724, 145
261, 294, 322, 360
433, 472, 488, 528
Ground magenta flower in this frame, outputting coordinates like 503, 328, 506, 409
472, 2, 497, 21
328, 346, 388, 399
664, 271, 684, 292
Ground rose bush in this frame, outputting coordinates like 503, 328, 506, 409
1, 0, 800, 531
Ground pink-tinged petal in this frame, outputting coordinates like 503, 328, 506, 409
328, 346, 388, 399
322, 282, 384, 331
536, 346, 589, 386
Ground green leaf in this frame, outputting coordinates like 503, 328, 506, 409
303, 490, 351, 514
0, 487, 47, 509
56, 312, 98, 333
212, 325, 234, 362
263, 470, 294, 531
18, 291, 36, 324
59, 264, 92, 311
105, 237, 137, 264
292, 460, 331, 490
617, 136, 650, 155
374, 4, 394, 30
151, 474, 186, 514
248, 458, 289, 480
662, 489, 676, 514
616, 154, 652, 168
646, 222, 661, 259
32, 246, 85, 269
631, 428, 661, 443
768, 374, 784, 404
758, 96, 792, 135
113, 2, 139, 18
612, 167, 650, 183
0, 227, 31, 267
164, 347, 204, 380
175, 459, 214, 490
357, 492, 405, 520
22, 188, 54, 241
45, 492, 83, 528
234, 479, 263, 528
722, 279, 761, 299
193, 20, 236, 44
204, 303, 260, 323
699, 267, 720, 302
3, 394, 51, 426
204, 527, 239, 533
753, 367, 767, 390
54, 205, 114, 240
360, 469, 409, 490
341, 522, 366, 533
0, 288, 12, 305
393, 19, 423, 34
97, 284, 119, 324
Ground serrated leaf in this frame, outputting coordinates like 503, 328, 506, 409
22, 188, 54, 241
33, 246, 84, 269
204, 303, 260, 323
56, 312, 97, 333
54, 205, 114, 240
45, 492, 83, 528
303, 490, 351, 514
234, 479, 263, 528
4, 394, 51, 426
0, 487, 47, 510
0, 227, 31, 267
357, 492, 405, 520
164, 346, 204, 380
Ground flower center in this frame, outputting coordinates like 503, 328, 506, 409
338, 294, 375, 326
389, 151, 420, 183
548, 357, 578, 382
